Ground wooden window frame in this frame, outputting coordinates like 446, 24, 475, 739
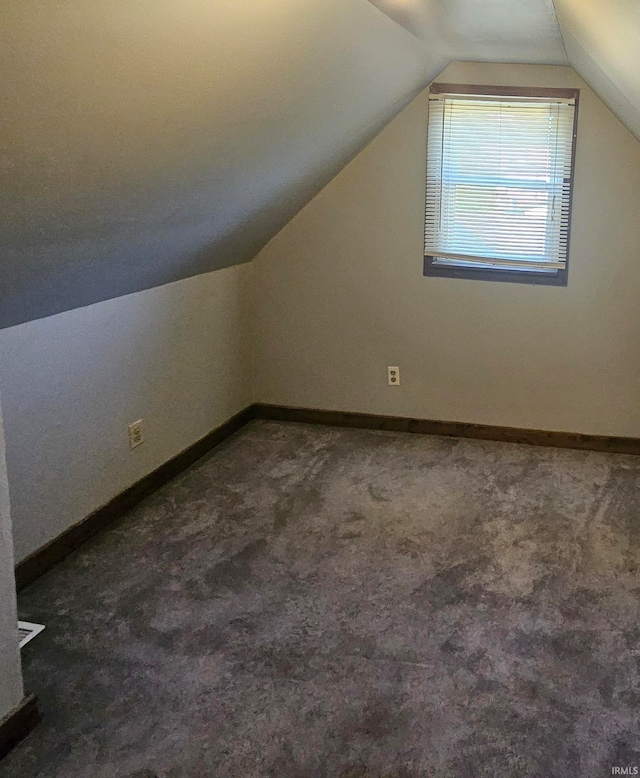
423, 83, 580, 287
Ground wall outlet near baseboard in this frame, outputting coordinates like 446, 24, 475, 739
128, 419, 145, 449
387, 366, 400, 386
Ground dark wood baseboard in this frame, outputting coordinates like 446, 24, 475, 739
16, 401, 640, 591
253, 404, 640, 456
0, 694, 39, 761
15, 406, 255, 591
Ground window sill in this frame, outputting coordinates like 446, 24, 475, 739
423, 257, 568, 287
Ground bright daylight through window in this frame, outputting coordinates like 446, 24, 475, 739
424, 84, 578, 285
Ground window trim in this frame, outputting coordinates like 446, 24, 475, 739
423, 83, 580, 287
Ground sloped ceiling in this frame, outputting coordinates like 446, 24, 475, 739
370, 0, 640, 141
2, 0, 639, 328
553, 0, 640, 142
0, 0, 445, 328
368, 0, 567, 64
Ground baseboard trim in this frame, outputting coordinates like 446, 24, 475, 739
253, 404, 640, 456
0, 694, 39, 761
15, 406, 255, 591
16, 402, 640, 590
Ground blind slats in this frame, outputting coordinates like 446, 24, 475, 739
424, 92, 576, 274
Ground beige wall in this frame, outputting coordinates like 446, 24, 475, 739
6, 61, 640, 566
0, 0, 447, 567
0, 265, 252, 562
0, 391, 23, 717
252, 62, 640, 437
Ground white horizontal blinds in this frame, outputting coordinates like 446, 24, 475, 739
425, 92, 576, 272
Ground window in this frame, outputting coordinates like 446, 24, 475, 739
424, 84, 579, 286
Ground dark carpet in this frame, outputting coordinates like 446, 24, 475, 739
3, 420, 640, 777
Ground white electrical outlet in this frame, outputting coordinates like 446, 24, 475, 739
128, 419, 145, 449
387, 366, 400, 386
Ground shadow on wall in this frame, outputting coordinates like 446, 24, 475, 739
0, 0, 442, 329
0, 262, 251, 564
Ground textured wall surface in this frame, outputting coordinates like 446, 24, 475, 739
253, 62, 640, 437
0, 264, 252, 562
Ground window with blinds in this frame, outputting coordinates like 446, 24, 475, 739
424, 84, 578, 285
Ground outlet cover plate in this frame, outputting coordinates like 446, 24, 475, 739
128, 419, 145, 449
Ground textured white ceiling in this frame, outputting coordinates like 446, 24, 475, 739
368, 0, 567, 64
368, 0, 640, 140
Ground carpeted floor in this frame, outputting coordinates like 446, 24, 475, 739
2, 420, 640, 777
